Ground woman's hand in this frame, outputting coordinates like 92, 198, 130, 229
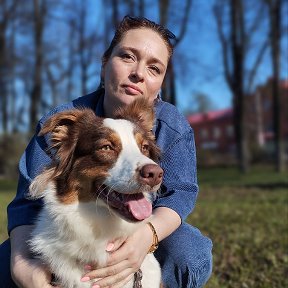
11, 255, 57, 288
81, 224, 153, 288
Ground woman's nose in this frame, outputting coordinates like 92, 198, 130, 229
130, 64, 144, 82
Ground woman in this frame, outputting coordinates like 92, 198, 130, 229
0, 16, 212, 288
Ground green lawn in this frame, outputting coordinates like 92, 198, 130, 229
190, 166, 288, 288
0, 166, 287, 287
0, 180, 16, 242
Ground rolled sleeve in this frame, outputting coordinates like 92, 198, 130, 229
153, 130, 199, 222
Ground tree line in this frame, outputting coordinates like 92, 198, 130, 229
0, 0, 286, 173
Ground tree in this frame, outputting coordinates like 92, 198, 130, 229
29, 0, 46, 132
265, 0, 285, 172
214, 0, 269, 172
0, 0, 18, 133
159, 0, 193, 105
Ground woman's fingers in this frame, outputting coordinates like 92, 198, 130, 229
91, 267, 134, 288
106, 236, 127, 252
107, 241, 140, 267
82, 260, 130, 280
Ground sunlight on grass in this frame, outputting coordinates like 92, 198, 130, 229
189, 166, 288, 288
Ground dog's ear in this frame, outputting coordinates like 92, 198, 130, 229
115, 97, 155, 131
40, 109, 95, 177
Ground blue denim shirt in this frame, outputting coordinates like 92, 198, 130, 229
7, 90, 199, 234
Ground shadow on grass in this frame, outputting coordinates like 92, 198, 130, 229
243, 182, 288, 190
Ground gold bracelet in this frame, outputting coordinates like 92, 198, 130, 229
147, 222, 159, 253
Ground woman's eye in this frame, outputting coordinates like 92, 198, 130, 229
150, 66, 160, 74
121, 53, 134, 60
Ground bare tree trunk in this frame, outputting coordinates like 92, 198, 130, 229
159, 0, 192, 105
0, 21, 8, 133
255, 91, 265, 147
67, 19, 76, 102
0, 0, 18, 133
126, 0, 135, 15
267, 0, 285, 172
30, 0, 44, 132
214, 0, 264, 173
230, 0, 249, 173
111, 0, 120, 28
159, 0, 169, 27
138, 0, 145, 16
9, 19, 17, 133
79, 1, 88, 96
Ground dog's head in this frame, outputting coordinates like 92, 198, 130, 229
30, 97, 163, 222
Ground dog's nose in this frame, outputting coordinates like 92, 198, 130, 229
139, 164, 163, 187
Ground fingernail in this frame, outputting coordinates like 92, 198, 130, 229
92, 285, 100, 288
106, 242, 114, 251
80, 276, 90, 282
84, 264, 92, 271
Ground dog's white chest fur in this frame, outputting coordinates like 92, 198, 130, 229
30, 187, 161, 288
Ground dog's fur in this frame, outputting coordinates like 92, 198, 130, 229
28, 98, 163, 288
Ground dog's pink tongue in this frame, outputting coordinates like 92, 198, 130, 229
124, 194, 152, 221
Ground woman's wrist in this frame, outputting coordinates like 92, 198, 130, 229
146, 222, 159, 253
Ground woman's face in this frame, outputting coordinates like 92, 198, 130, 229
102, 28, 169, 117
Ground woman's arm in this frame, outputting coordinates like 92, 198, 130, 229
149, 206, 181, 241
10, 225, 56, 288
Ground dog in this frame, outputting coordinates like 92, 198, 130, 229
28, 97, 163, 288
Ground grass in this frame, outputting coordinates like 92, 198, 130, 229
0, 180, 16, 242
188, 166, 288, 288
0, 166, 287, 287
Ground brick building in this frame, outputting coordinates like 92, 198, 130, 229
187, 79, 288, 160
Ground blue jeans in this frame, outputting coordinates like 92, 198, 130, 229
0, 223, 212, 288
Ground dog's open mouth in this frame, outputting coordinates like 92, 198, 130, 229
98, 187, 152, 222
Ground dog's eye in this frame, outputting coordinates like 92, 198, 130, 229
101, 145, 112, 151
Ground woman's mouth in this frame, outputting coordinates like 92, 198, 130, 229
123, 84, 143, 95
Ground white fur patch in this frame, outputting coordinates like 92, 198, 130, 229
103, 118, 156, 193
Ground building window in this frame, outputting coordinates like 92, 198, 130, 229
263, 99, 271, 111
201, 141, 218, 150
201, 129, 208, 139
226, 125, 234, 137
213, 127, 221, 139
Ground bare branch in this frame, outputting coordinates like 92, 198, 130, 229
174, 0, 193, 46
247, 38, 269, 93
213, 3, 233, 90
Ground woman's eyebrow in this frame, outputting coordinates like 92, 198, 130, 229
120, 46, 166, 68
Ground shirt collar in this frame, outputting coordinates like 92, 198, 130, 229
95, 92, 105, 117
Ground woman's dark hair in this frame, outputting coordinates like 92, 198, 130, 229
102, 15, 176, 65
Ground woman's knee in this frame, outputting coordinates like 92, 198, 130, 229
155, 223, 213, 287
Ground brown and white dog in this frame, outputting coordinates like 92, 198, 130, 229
28, 98, 163, 288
